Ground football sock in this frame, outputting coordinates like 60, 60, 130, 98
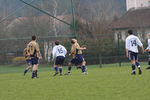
82, 66, 86, 72
59, 67, 62, 74
35, 70, 38, 77
136, 62, 140, 68
148, 61, 150, 66
32, 71, 36, 78
24, 69, 29, 74
131, 64, 136, 72
68, 66, 72, 73
55, 67, 58, 73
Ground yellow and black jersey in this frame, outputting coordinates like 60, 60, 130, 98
71, 42, 82, 56
27, 41, 40, 57
23, 48, 31, 60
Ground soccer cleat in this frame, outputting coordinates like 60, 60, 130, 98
131, 71, 136, 75
146, 67, 150, 69
77, 66, 82, 69
82, 72, 88, 75
139, 70, 142, 75
53, 72, 59, 76
32, 77, 37, 79
64, 72, 71, 75
60, 73, 63, 76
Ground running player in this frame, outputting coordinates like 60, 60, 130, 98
125, 30, 144, 75
145, 33, 150, 69
52, 40, 67, 76
65, 39, 87, 75
23, 44, 32, 76
28, 36, 42, 78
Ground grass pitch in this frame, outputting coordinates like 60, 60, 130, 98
0, 64, 150, 100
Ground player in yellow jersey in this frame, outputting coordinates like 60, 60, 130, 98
28, 36, 42, 78
23, 44, 32, 76
65, 39, 88, 75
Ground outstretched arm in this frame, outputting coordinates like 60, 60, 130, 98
125, 48, 128, 58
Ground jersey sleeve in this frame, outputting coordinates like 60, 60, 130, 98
52, 46, 56, 59
76, 43, 80, 49
136, 37, 143, 47
71, 45, 75, 54
125, 38, 129, 49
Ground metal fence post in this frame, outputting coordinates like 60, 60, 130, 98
99, 54, 102, 68
117, 33, 121, 67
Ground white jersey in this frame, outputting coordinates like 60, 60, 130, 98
52, 45, 67, 59
125, 35, 143, 53
146, 39, 150, 50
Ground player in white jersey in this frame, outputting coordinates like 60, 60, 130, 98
52, 40, 67, 76
145, 33, 150, 69
125, 30, 144, 75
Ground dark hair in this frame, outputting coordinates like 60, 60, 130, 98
71, 39, 75, 44
128, 30, 133, 35
55, 40, 60, 45
32, 35, 36, 40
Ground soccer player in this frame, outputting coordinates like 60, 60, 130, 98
28, 35, 42, 78
145, 33, 150, 69
125, 30, 144, 75
52, 40, 67, 76
65, 39, 87, 75
23, 44, 32, 76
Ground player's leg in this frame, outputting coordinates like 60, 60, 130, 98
53, 65, 59, 76
78, 55, 87, 74
131, 60, 136, 75
24, 60, 32, 75
65, 58, 75, 75
58, 66, 63, 76
58, 56, 65, 76
81, 61, 88, 74
76, 65, 82, 69
24, 66, 32, 75
32, 64, 38, 78
53, 56, 60, 76
135, 54, 142, 75
32, 57, 39, 78
129, 51, 136, 75
64, 62, 72, 75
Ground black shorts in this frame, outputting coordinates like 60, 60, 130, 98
128, 51, 138, 60
26, 59, 32, 66
71, 54, 85, 65
31, 57, 39, 65
55, 56, 65, 65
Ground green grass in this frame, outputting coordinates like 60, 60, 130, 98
0, 64, 150, 100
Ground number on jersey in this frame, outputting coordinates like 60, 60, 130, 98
131, 40, 137, 46
57, 48, 63, 53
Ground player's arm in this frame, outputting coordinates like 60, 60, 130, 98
78, 47, 86, 50
38, 51, 42, 59
125, 48, 129, 58
145, 40, 150, 52
35, 43, 41, 58
76, 44, 86, 50
125, 39, 129, 58
137, 38, 144, 54
139, 45, 144, 54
